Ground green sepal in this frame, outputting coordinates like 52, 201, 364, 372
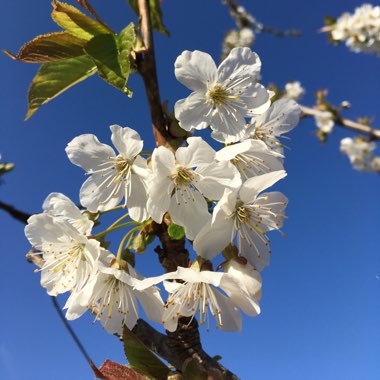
167, 223, 185, 240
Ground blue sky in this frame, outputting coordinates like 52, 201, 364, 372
1, 0, 379, 379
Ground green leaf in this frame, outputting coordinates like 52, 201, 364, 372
26, 55, 97, 119
84, 33, 132, 96
4, 32, 87, 63
167, 223, 185, 240
123, 326, 170, 380
118, 23, 137, 76
52, 1, 111, 40
324, 16, 336, 26
128, 0, 169, 35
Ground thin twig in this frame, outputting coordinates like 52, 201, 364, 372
300, 105, 380, 140
136, 0, 169, 147
50, 296, 93, 364
0, 200, 30, 223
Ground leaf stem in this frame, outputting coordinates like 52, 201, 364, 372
92, 221, 137, 239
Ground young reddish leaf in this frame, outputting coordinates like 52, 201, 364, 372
52, 1, 111, 40
26, 55, 97, 119
95, 360, 149, 380
4, 32, 86, 63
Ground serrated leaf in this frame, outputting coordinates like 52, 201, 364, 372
52, 1, 111, 40
4, 32, 87, 63
123, 326, 170, 380
26, 55, 97, 119
167, 223, 185, 240
118, 23, 136, 76
128, 0, 169, 35
84, 33, 132, 96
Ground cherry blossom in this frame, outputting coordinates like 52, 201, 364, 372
194, 170, 287, 271
147, 136, 241, 239
174, 47, 271, 143
244, 98, 301, 154
25, 213, 99, 296
66, 125, 150, 221
135, 266, 261, 332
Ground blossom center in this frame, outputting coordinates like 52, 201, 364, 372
235, 205, 251, 225
206, 84, 230, 106
171, 166, 195, 188
113, 154, 133, 181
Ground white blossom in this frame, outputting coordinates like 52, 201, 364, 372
147, 137, 241, 239
25, 213, 99, 296
135, 266, 261, 332
370, 156, 380, 172
194, 171, 287, 271
66, 125, 150, 222
245, 98, 301, 154
42, 192, 93, 235
315, 111, 334, 134
340, 137, 376, 171
331, 4, 380, 56
174, 47, 271, 143
66, 257, 164, 335
284, 81, 305, 100
215, 139, 284, 179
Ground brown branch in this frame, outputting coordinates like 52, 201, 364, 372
0, 200, 30, 223
136, 0, 169, 147
300, 105, 380, 140
134, 2, 240, 378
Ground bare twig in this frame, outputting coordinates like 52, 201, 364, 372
300, 105, 380, 140
136, 0, 169, 147
0, 200, 30, 223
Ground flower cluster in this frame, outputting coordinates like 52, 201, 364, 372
340, 137, 380, 173
330, 4, 380, 56
25, 48, 300, 334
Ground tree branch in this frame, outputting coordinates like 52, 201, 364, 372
0, 200, 30, 223
136, 0, 169, 147
300, 105, 380, 140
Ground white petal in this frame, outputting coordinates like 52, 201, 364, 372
43, 192, 93, 234
252, 98, 301, 136
79, 174, 124, 212
174, 92, 212, 132
241, 83, 271, 116
128, 173, 149, 222
239, 170, 287, 203
136, 287, 164, 325
217, 47, 261, 83
66, 134, 115, 172
239, 232, 270, 271
110, 125, 143, 159
175, 137, 215, 167
210, 108, 247, 143
175, 50, 217, 91
193, 214, 234, 260
195, 161, 241, 200
169, 188, 211, 240
209, 287, 242, 332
